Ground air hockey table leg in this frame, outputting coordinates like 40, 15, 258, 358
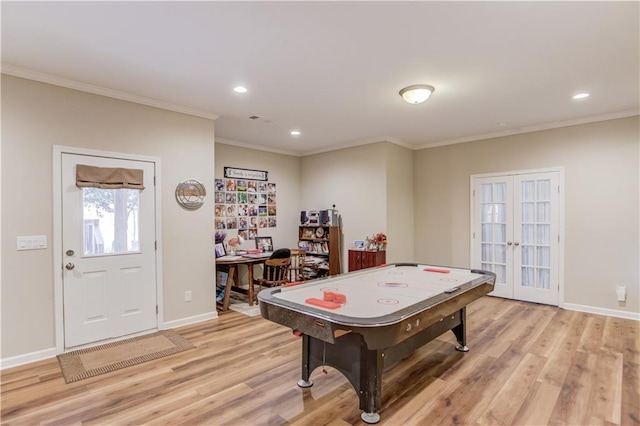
451, 307, 469, 352
298, 334, 314, 388
361, 412, 381, 424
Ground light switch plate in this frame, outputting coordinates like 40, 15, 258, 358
17, 235, 47, 251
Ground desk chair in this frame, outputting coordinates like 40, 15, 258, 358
254, 248, 291, 297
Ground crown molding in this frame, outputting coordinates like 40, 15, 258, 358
1, 64, 219, 121
415, 109, 640, 150
215, 138, 300, 157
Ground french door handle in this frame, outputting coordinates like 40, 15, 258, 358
65, 263, 75, 270
507, 241, 513, 246
514, 242, 520, 246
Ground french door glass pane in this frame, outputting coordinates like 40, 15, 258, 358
494, 224, 506, 242
522, 246, 534, 266
537, 224, 550, 244
481, 184, 493, 201
522, 202, 535, 222
537, 268, 550, 289
495, 203, 506, 222
537, 202, 550, 222
522, 267, 534, 287
537, 246, 550, 267
482, 224, 492, 241
482, 204, 493, 222
83, 188, 140, 255
494, 244, 506, 263
482, 244, 493, 262
522, 224, 535, 244
494, 183, 506, 202
522, 181, 536, 201
537, 180, 551, 200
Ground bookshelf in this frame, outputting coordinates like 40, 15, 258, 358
297, 225, 341, 278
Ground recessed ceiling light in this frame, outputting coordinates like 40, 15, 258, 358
572, 92, 590, 100
497, 122, 508, 127
290, 130, 301, 136
233, 86, 248, 94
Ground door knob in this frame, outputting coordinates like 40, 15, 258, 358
66, 249, 75, 256
65, 263, 75, 270
507, 241, 513, 246
514, 242, 520, 246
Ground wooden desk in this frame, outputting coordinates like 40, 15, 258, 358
215, 256, 268, 311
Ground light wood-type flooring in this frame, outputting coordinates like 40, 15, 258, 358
1, 296, 639, 425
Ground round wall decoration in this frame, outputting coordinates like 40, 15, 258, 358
175, 179, 207, 210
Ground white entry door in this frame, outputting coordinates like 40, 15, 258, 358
61, 153, 157, 348
471, 171, 561, 306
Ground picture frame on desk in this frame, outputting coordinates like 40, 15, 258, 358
215, 243, 226, 258
353, 240, 365, 249
255, 236, 273, 252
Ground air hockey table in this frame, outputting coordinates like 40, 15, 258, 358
258, 263, 496, 424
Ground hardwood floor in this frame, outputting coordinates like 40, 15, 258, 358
1, 297, 638, 425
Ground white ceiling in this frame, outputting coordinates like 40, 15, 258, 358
2, 1, 639, 156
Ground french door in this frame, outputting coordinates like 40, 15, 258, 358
471, 170, 561, 306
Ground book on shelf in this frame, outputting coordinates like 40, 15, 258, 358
216, 270, 228, 303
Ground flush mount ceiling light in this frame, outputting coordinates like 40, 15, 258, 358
572, 92, 590, 100
290, 130, 301, 136
233, 86, 248, 94
399, 84, 435, 104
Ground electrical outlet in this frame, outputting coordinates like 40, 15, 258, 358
616, 285, 626, 302
185, 291, 192, 302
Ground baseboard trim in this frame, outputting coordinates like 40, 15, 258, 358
2, 311, 219, 371
162, 311, 218, 329
0, 347, 57, 370
562, 302, 640, 321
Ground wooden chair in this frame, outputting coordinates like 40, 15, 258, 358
289, 249, 307, 282
255, 257, 291, 293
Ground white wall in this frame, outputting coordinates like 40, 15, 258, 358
413, 116, 639, 315
385, 143, 414, 263
1, 76, 216, 359
300, 143, 388, 272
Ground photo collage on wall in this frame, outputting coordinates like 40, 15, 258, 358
214, 178, 277, 240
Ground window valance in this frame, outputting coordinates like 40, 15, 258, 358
76, 164, 145, 190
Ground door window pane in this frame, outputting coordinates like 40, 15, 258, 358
537, 268, 550, 289
522, 181, 536, 201
493, 224, 506, 243
482, 224, 492, 242
494, 183, 506, 202
482, 244, 493, 262
522, 267, 534, 287
537, 202, 550, 222
482, 204, 493, 222
522, 224, 535, 244
522, 203, 535, 222
537, 180, 551, 200
495, 203, 506, 222
83, 188, 140, 255
481, 184, 493, 202
522, 246, 534, 266
537, 246, 550, 267
537, 224, 550, 245
494, 244, 506, 263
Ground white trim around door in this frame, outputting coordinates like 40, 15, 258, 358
470, 167, 565, 307
53, 146, 164, 354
